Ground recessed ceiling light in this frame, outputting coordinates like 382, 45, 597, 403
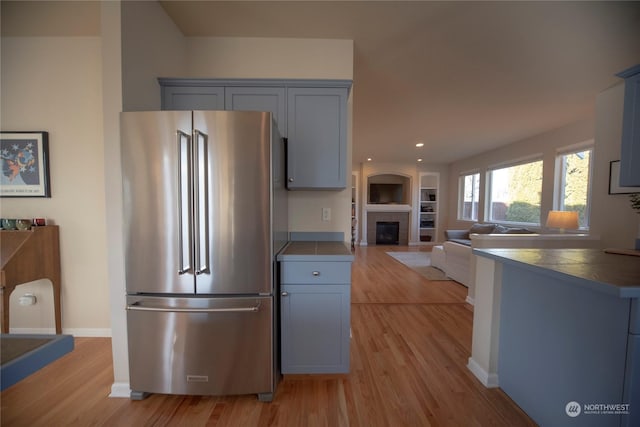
367, 158, 372, 162
415, 142, 424, 148
417, 158, 423, 162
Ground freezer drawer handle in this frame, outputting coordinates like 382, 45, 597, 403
126, 302, 261, 313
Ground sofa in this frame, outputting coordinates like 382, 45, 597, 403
431, 223, 533, 288
430, 223, 601, 304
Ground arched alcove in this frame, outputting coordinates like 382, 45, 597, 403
367, 173, 410, 205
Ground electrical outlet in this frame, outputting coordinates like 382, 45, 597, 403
322, 207, 331, 221
19, 294, 37, 306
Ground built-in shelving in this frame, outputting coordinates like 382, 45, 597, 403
418, 173, 439, 243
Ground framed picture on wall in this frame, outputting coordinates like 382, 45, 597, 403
608, 160, 637, 195
0, 131, 51, 197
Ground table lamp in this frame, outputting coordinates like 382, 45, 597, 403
545, 210, 579, 233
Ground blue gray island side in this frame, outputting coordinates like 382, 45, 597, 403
473, 248, 640, 427
277, 241, 354, 374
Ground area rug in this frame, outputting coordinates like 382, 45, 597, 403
385, 252, 449, 281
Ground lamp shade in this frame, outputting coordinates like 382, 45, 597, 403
546, 210, 579, 230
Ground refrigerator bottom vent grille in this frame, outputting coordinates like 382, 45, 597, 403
186, 375, 209, 383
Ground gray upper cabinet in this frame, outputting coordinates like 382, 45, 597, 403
158, 78, 351, 190
225, 86, 287, 137
161, 85, 225, 110
287, 87, 348, 190
617, 64, 640, 187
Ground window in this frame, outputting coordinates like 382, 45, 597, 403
488, 159, 543, 225
459, 173, 480, 221
556, 147, 592, 228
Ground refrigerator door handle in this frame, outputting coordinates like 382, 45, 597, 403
177, 130, 193, 275
193, 129, 210, 276
126, 302, 261, 313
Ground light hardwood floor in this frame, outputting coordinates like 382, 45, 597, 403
1, 246, 536, 426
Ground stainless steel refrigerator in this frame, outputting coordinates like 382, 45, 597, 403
121, 110, 287, 402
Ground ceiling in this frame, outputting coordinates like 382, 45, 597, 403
3, 1, 639, 165
158, 1, 640, 165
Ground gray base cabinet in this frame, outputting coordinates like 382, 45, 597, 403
158, 78, 351, 190
280, 260, 351, 374
498, 262, 638, 427
281, 284, 350, 374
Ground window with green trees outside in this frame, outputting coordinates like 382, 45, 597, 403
557, 148, 592, 229
488, 159, 543, 225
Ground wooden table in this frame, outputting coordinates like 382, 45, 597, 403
0, 226, 62, 334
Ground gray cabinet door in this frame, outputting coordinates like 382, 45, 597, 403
287, 87, 348, 190
623, 333, 640, 427
225, 87, 287, 137
161, 86, 225, 111
157, 79, 352, 190
281, 284, 350, 374
619, 67, 640, 187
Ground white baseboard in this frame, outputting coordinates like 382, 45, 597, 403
465, 295, 475, 305
9, 327, 56, 335
8, 327, 112, 337
64, 328, 112, 337
467, 357, 499, 388
109, 382, 131, 398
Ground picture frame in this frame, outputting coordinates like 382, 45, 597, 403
0, 131, 51, 197
608, 160, 637, 195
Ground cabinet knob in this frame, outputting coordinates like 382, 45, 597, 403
288, 177, 294, 182
281, 291, 288, 296
312, 271, 320, 276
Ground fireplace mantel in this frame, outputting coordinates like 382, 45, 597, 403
365, 204, 412, 213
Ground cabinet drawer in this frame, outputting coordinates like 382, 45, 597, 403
281, 261, 351, 284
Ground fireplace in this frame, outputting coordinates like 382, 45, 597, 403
376, 221, 399, 245
367, 211, 410, 245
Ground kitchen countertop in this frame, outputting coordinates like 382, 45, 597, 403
277, 241, 354, 262
473, 248, 640, 298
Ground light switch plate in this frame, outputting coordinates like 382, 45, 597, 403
322, 207, 331, 221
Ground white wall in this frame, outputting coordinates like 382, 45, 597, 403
592, 83, 638, 248
0, 37, 110, 335
121, 0, 187, 111
186, 37, 354, 80
446, 85, 636, 249
101, 0, 129, 397
446, 118, 596, 233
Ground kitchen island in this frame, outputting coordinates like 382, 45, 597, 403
277, 240, 354, 374
473, 248, 640, 427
